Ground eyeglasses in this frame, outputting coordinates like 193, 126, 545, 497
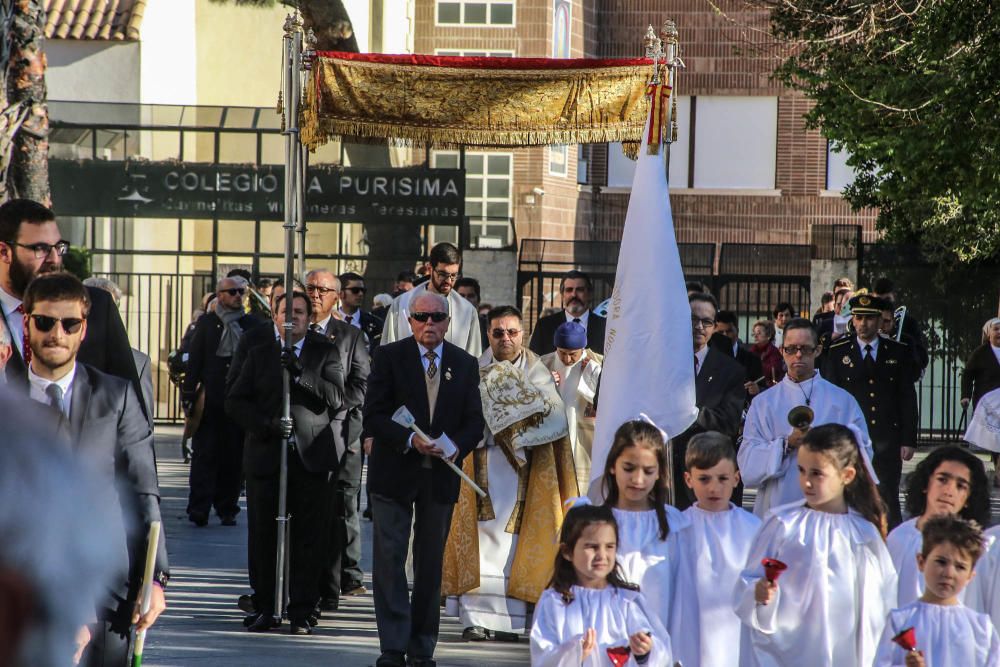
691, 316, 716, 329
219, 288, 246, 296
433, 270, 460, 282
344, 286, 366, 294
29, 314, 85, 334
305, 284, 335, 295
491, 328, 522, 339
411, 311, 449, 323
10, 241, 70, 259
782, 345, 817, 356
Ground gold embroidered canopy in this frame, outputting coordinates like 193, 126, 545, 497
301, 52, 653, 151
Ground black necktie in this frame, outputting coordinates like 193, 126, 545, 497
864, 344, 875, 372
573, 318, 581, 324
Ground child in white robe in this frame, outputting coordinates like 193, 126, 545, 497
530, 502, 673, 667
594, 419, 692, 635
670, 432, 762, 667
968, 525, 1000, 631
887, 445, 990, 606
733, 423, 897, 667
875, 515, 1000, 666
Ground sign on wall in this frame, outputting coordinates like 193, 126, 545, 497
49, 159, 466, 225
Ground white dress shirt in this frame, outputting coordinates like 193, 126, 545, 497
857, 335, 880, 361
564, 309, 590, 331
313, 313, 333, 333
0, 285, 25, 357
338, 308, 362, 329
417, 341, 445, 374
28, 362, 77, 417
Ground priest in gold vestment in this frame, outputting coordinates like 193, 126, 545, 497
443, 305, 578, 640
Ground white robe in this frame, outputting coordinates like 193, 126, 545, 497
873, 601, 1000, 667
888, 517, 978, 607
733, 501, 897, 667
738, 372, 874, 518
611, 505, 691, 636
966, 525, 1000, 631
380, 282, 482, 357
530, 586, 673, 667
672, 504, 762, 667
541, 351, 601, 493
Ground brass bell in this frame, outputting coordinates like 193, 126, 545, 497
787, 405, 815, 431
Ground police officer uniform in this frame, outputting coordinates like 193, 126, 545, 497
821, 294, 919, 528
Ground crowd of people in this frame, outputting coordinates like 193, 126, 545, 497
3, 195, 1000, 667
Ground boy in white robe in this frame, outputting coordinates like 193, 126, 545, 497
968, 526, 1000, 631
875, 515, 1000, 667
673, 432, 761, 667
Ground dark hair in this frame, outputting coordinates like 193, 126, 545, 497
685, 280, 709, 294
904, 446, 989, 526
920, 515, 985, 566
801, 424, 887, 538
560, 269, 593, 292
688, 291, 719, 314
685, 431, 737, 471
273, 290, 312, 316
257, 278, 273, 289
715, 310, 738, 328
487, 305, 522, 325
428, 242, 461, 268
396, 270, 417, 284
454, 277, 481, 300
601, 420, 671, 541
339, 271, 364, 286
548, 504, 637, 603
23, 271, 91, 318
820, 291, 834, 305
226, 268, 252, 282
773, 302, 794, 318
873, 278, 895, 295
0, 199, 56, 244
783, 317, 818, 345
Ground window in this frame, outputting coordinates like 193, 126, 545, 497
434, 49, 515, 57
826, 141, 857, 191
436, 0, 515, 26
693, 96, 777, 189
549, 145, 568, 177
606, 96, 691, 188
433, 150, 513, 247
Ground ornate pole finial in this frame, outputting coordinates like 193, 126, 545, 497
283, 13, 298, 36
643, 24, 664, 85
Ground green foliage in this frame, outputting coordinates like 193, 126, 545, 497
62, 246, 91, 281
769, 0, 1000, 264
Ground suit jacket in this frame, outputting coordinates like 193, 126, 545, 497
673, 347, 747, 449
132, 348, 155, 429
822, 336, 919, 448
2, 286, 145, 420
709, 332, 763, 385
962, 343, 1000, 409
529, 310, 607, 356
358, 309, 385, 352
318, 317, 370, 450
182, 310, 259, 412
65, 364, 168, 603
364, 337, 485, 504
226, 331, 347, 476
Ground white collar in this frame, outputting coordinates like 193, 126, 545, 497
28, 361, 77, 396
417, 341, 445, 359
0, 285, 21, 316
694, 344, 709, 371
857, 336, 880, 351
338, 307, 356, 321
565, 310, 590, 326
314, 313, 333, 331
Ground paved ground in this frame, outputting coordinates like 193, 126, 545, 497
143, 426, 529, 666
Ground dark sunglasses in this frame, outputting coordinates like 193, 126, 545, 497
491, 328, 522, 339
410, 311, 448, 323
220, 288, 246, 296
29, 314, 86, 334
344, 286, 366, 294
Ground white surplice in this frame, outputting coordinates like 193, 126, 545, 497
733, 501, 897, 667
738, 372, 874, 518
380, 282, 482, 357
966, 525, 1000, 631
541, 351, 601, 493
611, 505, 691, 635
888, 517, 979, 607
873, 600, 1000, 667
671, 504, 762, 667
530, 586, 673, 667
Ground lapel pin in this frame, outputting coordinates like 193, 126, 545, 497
445, 369, 452, 381
708, 375, 713, 382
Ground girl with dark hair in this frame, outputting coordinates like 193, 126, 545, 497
734, 424, 896, 667
887, 445, 989, 606
530, 503, 673, 666
599, 420, 693, 640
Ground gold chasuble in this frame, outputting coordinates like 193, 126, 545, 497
442, 349, 578, 603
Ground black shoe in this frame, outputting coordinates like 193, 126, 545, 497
188, 512, 208, 527
461, 626, 489, 641
306, 612, 319, 627
362, 507, 373, 520
246, 613, 279, 633
237, 594, 257, 614
289, 620, 312, 635
342, 585, 367, 597
220, 514, 237, 526
375, 651, 406, 667
493, 630, 519, 643
242, 613, 257, 627
318, 596, 339, 611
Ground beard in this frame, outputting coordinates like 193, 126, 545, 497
9, 254, 60, 296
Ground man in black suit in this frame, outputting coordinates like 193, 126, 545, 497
0, 199, 144, 417
338, 271, 385, 353
712, 310, 764, 395
822, 294, 919, 528
182, 276, 259, 527
528, 269, 606, 355
672, 293, 747, 510
226, 290, 347, 635
364, 290, 485, 667
22, 272, 168, 667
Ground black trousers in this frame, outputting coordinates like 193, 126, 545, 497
187, 409, 244, 518
873, 440, 903, 530
320, 445, 364, 600
372, 472, 454, 661
82, 599, 132, 667
246, 453, 334, 620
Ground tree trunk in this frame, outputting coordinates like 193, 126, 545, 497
6, 0, 49, 204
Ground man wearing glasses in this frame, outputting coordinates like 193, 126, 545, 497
182, 275, 259, 527
528, 269, 606, 356
738, 317, 875, 518
0, 199, 142, 412
381, 242, 482, 357
338, 270, 384, 353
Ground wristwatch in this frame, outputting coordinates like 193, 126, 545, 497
154, 571, 170, 590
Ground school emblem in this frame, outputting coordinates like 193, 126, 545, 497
859, 296, 871, 306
